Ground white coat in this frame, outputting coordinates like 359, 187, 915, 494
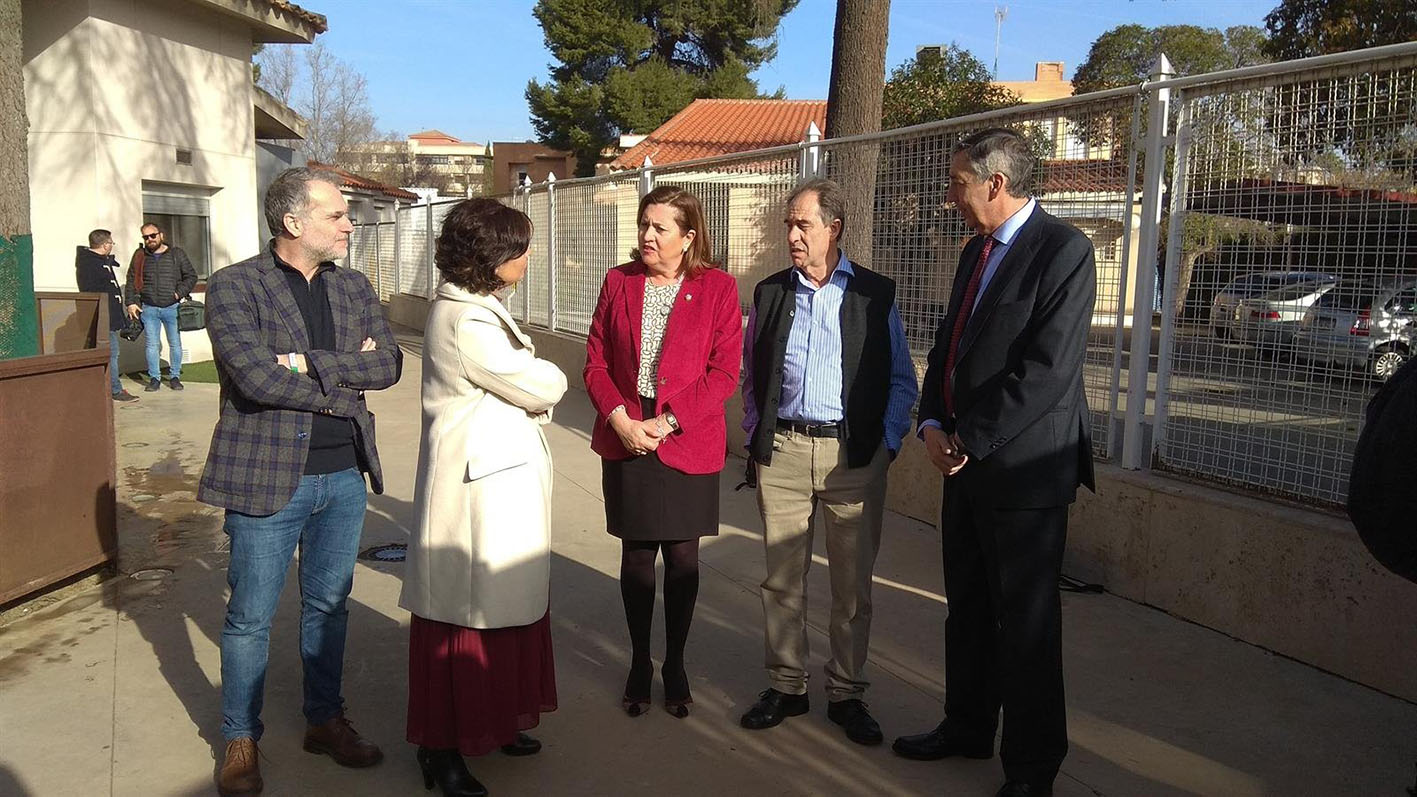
399, 282, 568, 629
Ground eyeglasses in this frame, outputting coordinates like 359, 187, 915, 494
141, 233, 161, 240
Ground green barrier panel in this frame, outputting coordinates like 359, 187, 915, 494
0, 233, 37, 359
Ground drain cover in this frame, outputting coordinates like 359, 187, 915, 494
359, 543, 407, 562
130, 568, 173, 581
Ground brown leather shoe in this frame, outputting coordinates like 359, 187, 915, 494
217, 737, 262, 795
303, 714, 384, 768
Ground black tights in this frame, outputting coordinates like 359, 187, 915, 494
620, 539, 699, 700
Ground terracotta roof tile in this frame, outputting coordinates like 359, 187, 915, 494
610, 99, 826, 170
263, 0, 327, 34
308, 161, 419, 201
1040, 158, 1129, 194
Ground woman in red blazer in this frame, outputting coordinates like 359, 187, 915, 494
584, 185, 743, 719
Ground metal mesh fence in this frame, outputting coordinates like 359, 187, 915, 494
1155, 56, 1417, 505
822, 92, 1141, 460
343, 44, 1417, 508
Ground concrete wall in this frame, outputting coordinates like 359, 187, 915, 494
24, 0, 260, 295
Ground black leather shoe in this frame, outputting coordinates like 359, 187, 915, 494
827, 699, 883, 745
892, 720, 994, 760
416, 747, 487, 797
739, 688, 809, 730
500, 732, 541, 756
997, 781, 1052, 797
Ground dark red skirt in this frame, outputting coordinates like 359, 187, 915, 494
406, 611, 557, 757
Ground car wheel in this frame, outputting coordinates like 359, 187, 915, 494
1372, 347, 1407, 381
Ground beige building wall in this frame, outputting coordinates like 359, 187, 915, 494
24, 0, 259, 301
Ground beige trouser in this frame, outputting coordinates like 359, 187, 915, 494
756, 428, 888, 700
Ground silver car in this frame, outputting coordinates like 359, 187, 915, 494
1232, 278, 1338, 349
1211, 271, 1336, 338
1294, 277, 1417, 380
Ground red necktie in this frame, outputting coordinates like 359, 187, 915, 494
943, 235, 995, 418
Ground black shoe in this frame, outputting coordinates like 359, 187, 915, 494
500, 732, 540, 756
169, 377, 183, 391
997, 781, 1052, 797
892, 720, 994, 760
144, 378, 161, 392
740, 688, 809, 730
827, 699, 883, 745
416, 747, 487, 797
662, 663, 692, 719
112, 390, 138, 402
622, 658, 652, 717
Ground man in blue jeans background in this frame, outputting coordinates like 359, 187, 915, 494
75, 228, 139, 402
124, 222, 197, 391
199, 168, 402, 796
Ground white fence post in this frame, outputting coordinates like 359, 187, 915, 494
1151, 97, 1194, 461
393, 200, 403, 296
520, 176, 533, 324
1122, 54, 1174, 471
425, 201, 435, 298
546, 172, 558, 331
639, 155, 654, 198
800, 120, 822, 180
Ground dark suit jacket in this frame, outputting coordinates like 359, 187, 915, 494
919, 206, 1096, 509
583, 261, 743, 474
198, 248, 403, 515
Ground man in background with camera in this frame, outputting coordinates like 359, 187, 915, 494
124, 222, 197, 392
75, 228, 138, 402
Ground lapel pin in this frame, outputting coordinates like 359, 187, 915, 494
685, 294, 692, 301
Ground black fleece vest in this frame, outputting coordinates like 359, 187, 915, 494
747, 261, 896, 468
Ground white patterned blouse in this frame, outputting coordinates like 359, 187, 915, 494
636, 278, 682, 398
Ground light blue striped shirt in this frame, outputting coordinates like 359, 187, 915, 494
742, 250, 918, 454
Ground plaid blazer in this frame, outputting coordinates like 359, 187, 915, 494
198, 249, 403, 515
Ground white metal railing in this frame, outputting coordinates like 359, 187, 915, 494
346, 41, 1417, 509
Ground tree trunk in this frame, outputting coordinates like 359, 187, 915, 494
0, 0, 35, 358
825, 0, 889, 269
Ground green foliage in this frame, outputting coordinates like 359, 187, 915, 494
880, 44, 1018, 129
526, 0, 798, 176
1073, 24, 1270, 94
1263, 0, 1417, 60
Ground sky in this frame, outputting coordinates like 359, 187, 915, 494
307, 0, 1280, 145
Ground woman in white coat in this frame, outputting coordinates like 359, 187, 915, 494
400, 198, 567, 797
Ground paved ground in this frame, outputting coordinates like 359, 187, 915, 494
2, 327, 1416, 797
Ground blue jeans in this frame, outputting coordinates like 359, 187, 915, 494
220, 467, 368, 742
140, 303, 182, 380
107, 330, 122, 393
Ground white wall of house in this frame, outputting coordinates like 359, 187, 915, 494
23, 0, 261, 300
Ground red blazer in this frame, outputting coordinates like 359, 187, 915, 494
584, 262, 744, 474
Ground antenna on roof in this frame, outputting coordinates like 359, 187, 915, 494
993, 5, 1008, 80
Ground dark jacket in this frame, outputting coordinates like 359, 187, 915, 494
745, 260, 897, 468
125, 245, 197, 308
75, 246, 126, 332
197, 248, 403, 515
919, 206, 1097, 509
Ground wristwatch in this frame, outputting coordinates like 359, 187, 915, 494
664, 411, 680, 432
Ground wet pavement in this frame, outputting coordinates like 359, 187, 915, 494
2, 330, 1416, 796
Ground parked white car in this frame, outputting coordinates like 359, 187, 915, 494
1210, 271, 1336, 339
1294, 277, 1417, 380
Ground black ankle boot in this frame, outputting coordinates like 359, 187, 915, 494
416, 746, 487, 797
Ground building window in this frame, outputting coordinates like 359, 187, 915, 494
517, 170, 529, 185
142, 185, 212, 278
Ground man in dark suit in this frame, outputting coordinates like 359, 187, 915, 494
892, 128, 1096, 797
199, 167, 402, 796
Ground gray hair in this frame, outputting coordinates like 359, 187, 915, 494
88, 228, 113, 247
952, 128, 1036, 198
787, 178, 846, 238
265, 167, 343, 237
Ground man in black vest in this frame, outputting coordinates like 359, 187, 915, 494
738, 178, 918, 746
892, 128, 1096, 797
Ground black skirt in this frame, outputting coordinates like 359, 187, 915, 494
601, 398, 721, 541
